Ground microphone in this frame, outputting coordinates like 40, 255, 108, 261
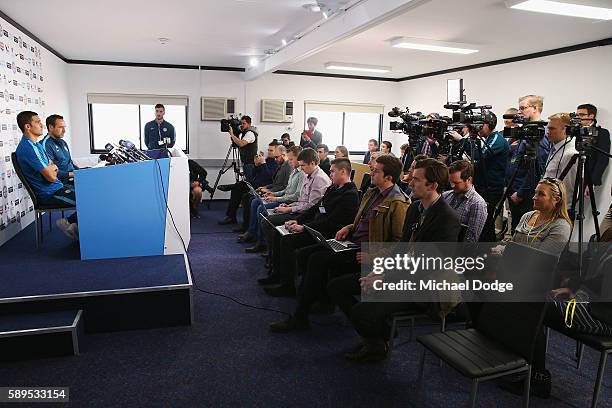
105, 143, 131, 163
119, 139, 150, 160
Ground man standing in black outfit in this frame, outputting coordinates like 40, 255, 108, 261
577, 103, 610, 193
328, 158, 461, 363
262, 158, 359, 297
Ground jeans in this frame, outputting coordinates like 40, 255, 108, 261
247, 199, 280, 236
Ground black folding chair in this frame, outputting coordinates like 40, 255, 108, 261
11, 152, 74, 247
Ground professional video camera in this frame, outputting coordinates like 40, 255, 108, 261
566, 112, 599, 153
220, 115, 241, 134
502, 114, 547, 142
444, 102, 494, 133
388, 107, 426, 149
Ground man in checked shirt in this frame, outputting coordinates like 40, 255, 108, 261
442, 160, 488, 242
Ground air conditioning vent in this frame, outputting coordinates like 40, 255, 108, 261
261, 99, 294, 123
201, 97, 236, 120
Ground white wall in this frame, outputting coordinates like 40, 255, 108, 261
66, 66, 400, 194
0, 15, 70, 246
398, 45, 612, 240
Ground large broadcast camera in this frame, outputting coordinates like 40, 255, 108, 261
444, 102, 494, 133
220, 115, 241, 134
566, 112, 599, 153
388, 107, 426, 149
502, 114, 547, 142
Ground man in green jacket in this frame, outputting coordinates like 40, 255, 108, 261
269, 155, 410, 332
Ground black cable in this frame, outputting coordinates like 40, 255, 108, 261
153, 158, 290, 317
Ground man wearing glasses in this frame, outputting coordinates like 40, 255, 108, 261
506, 95, 551, 233
576, 103, 610, 195
544, 113, 578, 207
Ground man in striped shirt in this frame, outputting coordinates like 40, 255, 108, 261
442, 160, 487, 242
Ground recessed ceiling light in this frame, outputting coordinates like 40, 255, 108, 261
282, 39, 287, 46
390, 37, 479, 54
302, 3, 322, 12
249, 58, 259, 67
506, 0, 612, 20
324, 62, 392, 73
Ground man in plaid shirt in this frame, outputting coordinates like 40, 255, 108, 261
442, 160, 487, 242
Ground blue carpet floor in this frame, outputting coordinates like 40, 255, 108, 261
0, 201, 610, 407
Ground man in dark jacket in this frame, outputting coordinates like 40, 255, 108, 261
328, 158, 461, 363
188, 159, 214, 218
263, 158, 359, 297
300, 117, 323, 149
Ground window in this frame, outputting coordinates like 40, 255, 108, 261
87, 94, 189, 153
304, 101, 383, 153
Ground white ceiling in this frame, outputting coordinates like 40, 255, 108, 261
287, 0, 612, 77
0, 0, 611, 77
0, 0, 348, 67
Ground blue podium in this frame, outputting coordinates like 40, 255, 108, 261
74, 150, 190, 260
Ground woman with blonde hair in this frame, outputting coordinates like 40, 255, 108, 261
334, 145, 349, 158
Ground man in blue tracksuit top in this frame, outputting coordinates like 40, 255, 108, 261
15, 111, 78, 240
144, 104, 176, 150
41, 114, 79, 185
463, 112, 509, 241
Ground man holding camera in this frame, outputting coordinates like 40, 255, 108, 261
506, 95, 551, 232
465, 113, 509, 242
227, 115, 258, 172
144, 104, 176, 150
577, 103, 610, 195
544, 113, 578, 207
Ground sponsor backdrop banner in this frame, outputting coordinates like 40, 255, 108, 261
0, 16, 46, 246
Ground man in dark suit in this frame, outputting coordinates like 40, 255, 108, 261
363, 139, 378, 164
328, 158, 461, 363
300, 117, 323, 149
577, 104, 610, 191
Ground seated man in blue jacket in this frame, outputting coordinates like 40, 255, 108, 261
218, 141, 278, 225
15, 111, 78, 240
41, 114, 79, 185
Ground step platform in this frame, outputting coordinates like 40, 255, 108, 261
0, 310, 82, 361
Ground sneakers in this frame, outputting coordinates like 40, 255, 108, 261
345, 339, 389, 363
56, 218, 79, 241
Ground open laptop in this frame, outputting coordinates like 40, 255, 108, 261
262, 215, 294, 236
245, 182, 269, 204
304, 225, 359, 253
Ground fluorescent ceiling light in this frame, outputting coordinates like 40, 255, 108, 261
281, 39, 287, 46
324, 62, 391, 73
322, 11, 328, 19
391, 37, 479, 54
506, 0, 612, 20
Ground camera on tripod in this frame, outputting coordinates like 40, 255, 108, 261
388, 107, 426, 148
220, 115, 241, 134
566, 112, 599, 152
502, 114, 547, 142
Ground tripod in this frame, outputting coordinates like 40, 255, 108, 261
209, 144, 243, 206
558, 143, 612, 277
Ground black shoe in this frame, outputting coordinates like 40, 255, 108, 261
232, 226, 246, 233
269, 316, 309, 333
257, 275, 280, 285
217, 184, 233, 192
238, 233, 257, 244
218, 216, 237, 225
190, 208, 200, 219
264, 284, 296, 297
345, 339, 389, 363
498, 369, 551, 399
246, 243, 267, 253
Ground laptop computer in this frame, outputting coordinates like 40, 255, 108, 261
246, 182, 269, 204
304, 225, 359, 253
262, 215, 295, 236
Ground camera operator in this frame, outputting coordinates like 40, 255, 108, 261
418, 113, 441, 158
281, 133, 295, 148
504, 107, 520, 154
506, 95, 551, 233
228, 115, 258, 174
463, 113, 509, 242
576, 103, 610, 194
544, 113, 578, 207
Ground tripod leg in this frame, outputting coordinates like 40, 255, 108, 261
584, 168, 601, 242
